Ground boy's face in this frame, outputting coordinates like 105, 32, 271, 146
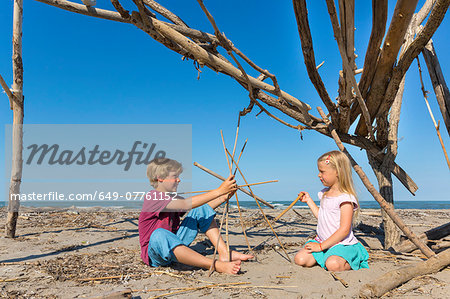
157, 171, 181, 192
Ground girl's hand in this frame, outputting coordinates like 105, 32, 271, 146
299, 191, 312, 203
217, 175, 237, 196
304, 242, 322, 253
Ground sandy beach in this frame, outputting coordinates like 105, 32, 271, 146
0, 206, 449, 298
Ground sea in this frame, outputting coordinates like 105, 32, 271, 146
1, 200, 449, 210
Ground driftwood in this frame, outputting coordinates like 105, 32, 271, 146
423, 39, 450, 137
360, 249, 450, 298
193, 162, 274, 209
317, 107, 435, 258
393, 222, 450, 253
6, 0, 24, 238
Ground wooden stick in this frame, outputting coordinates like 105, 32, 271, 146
273, 193, 304, 222
231, 138, 254, 257
194, 162, 274, 209
226, 148, 292, 263
178, 180, 278, 194
330, 271, 349, 288
417, 57, 450, 170
220, 130, 232, 263
317, 107, 436, 258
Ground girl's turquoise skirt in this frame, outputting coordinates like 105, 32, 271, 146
305, 240, 369, 270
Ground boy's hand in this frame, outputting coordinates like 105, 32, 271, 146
299, 191, 312, 203
217, 175, 237, 196
304, 242, 322, 253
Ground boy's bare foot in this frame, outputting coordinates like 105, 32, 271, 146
219, 251, 254, 262
214, 260, 241, 274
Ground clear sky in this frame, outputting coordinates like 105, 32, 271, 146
1, 0, 449, 204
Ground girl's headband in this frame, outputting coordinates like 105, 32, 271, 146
324, 154, 331, 164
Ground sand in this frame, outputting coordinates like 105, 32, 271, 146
0, 206, 449, 298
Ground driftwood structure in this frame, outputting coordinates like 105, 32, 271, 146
2, 0, 450, 293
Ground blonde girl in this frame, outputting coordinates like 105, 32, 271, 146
294, 151, 369, 271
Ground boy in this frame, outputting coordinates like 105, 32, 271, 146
138, 158, 253, 274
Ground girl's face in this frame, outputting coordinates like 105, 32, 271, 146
157, 171, 181, 192
317, 161, 338, 187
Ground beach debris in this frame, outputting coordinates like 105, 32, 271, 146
37, 248, 148, 283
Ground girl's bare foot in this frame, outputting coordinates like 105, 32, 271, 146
219, 250, 254, 262
214, 260, 241, 274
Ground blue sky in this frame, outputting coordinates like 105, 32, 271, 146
1, 0, 449, 204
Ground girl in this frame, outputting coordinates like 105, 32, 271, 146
294, 151, 369, 271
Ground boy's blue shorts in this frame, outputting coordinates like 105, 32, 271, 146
147, 204, 216, 267
305, 240, 369, 270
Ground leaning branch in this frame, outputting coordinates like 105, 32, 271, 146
293, 0, 337, 120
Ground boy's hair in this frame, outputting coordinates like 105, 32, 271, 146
147, 158, 183, 188
318, 150, 360, 224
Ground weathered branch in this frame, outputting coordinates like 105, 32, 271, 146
354, 0, 419, 136
354, 0, 387, 124
325, 0, 375, 140
336, 0, 356, 133
378, 0, 450, 120
293, 0, 337, 121
318, 106, 435, 258
415, 0, 437, 25
0, 73, 15, 109
422, 39, 450, 137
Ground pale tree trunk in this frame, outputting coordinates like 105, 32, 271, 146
368, 155, 401, 248
6, 0, 24, 238
367, 76, 405, 249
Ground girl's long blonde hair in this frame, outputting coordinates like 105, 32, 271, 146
318, 150, 360, 224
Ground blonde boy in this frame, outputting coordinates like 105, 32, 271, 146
138, 158, 253, 274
